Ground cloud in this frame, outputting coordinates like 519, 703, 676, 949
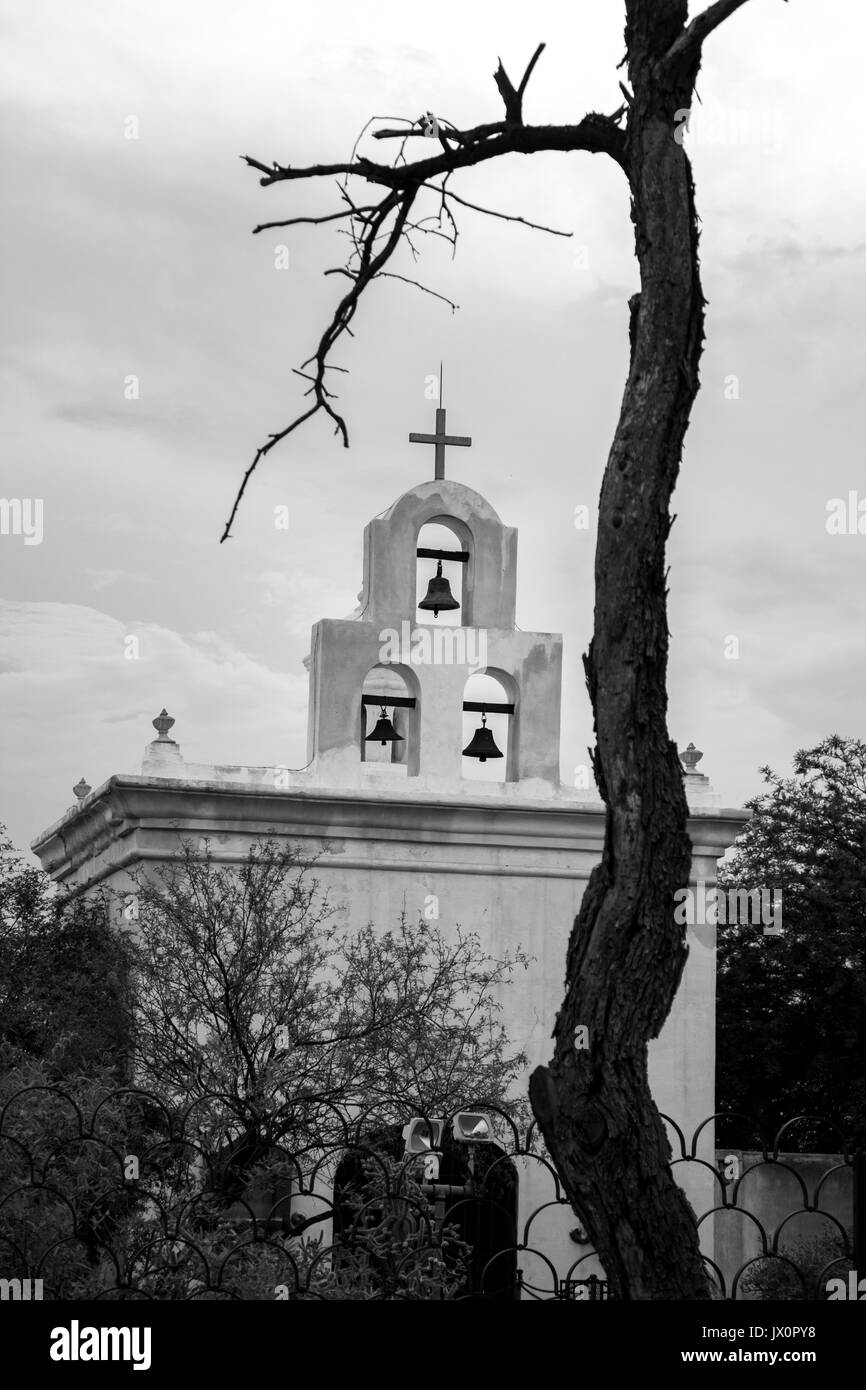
52, 401, 212, 442
0, 601, 308, 856
249, 571, 360, 631
83, 568, 153, 591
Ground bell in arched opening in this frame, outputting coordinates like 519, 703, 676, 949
365, 705, 404, 747
462, 710, 503, 763
418, 559, 460, 619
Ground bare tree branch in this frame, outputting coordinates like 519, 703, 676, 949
376, 272, 459, 311
251, 206, 375, 236
223, 65, 626, 540
373, 118, 501, 147
221, 187, 415, 542
516, 41, 547, 105
493, 42, 547, 125
244, 117, 626, 192
658, 0, 777, 82
419, 182, 572, 238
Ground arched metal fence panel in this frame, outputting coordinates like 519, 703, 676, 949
0, 1090, 861, 1301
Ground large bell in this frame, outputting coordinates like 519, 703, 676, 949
462, 711, 503, 763
418, 560, 460, 618
365, 705, 404, 746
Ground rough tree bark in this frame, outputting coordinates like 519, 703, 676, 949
529, 3, 712, 1303
229, 0, 780, 1299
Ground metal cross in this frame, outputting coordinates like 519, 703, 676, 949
409, 371, 471, 479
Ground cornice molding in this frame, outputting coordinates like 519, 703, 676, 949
32, 773, 749, 888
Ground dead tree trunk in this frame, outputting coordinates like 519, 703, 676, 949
529, 5, 712, 1301
232, 0, 780, 1301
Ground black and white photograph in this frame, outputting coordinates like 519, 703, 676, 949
1, 0, 864, 1364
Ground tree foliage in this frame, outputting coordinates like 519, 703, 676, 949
738, 1227, 854, 1302
0, 1061, 149, 1297
0, 828, 129, 1077
717, 737, 866, 1137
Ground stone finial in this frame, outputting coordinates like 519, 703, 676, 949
680, 742, 703, 773
152, 709, 176, 742
72, 778, 91, 802
679, 740, 721, 808
143, 708, 183, 775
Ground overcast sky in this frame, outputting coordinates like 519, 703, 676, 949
2, 0, 865, 856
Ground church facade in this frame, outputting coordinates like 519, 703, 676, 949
32, 424, 748, 1291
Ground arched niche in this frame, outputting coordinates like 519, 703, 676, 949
461, 669, 518, 785
415, 516, 473, 628
360, 663, 419, 774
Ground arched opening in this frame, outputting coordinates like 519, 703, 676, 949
360, 664, 419, 772
416, 518, 472, 628
462, 670, 517, 784
333, 1126, 519, 1301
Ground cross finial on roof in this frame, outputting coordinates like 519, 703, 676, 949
409, 365, 472, 479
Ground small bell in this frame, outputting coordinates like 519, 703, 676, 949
418, 560, 460, 618
462, 710, 503, 763
365, 704, 404, 746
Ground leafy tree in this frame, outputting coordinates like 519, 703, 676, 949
125, 838, 529, 1206
0, 828, 129, 1077
225, 0, 792, 1297
717, 737, 866, 1138
0, 830, 141, 1294
0, 1059, 149, 1297
738, 1227, 854, 1301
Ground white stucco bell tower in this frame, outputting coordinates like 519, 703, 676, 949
306, 471, 563, 798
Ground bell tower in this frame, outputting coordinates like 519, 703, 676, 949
305, 405, 564, 799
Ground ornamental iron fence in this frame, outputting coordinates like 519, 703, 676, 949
0, 1086, 862, 1301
